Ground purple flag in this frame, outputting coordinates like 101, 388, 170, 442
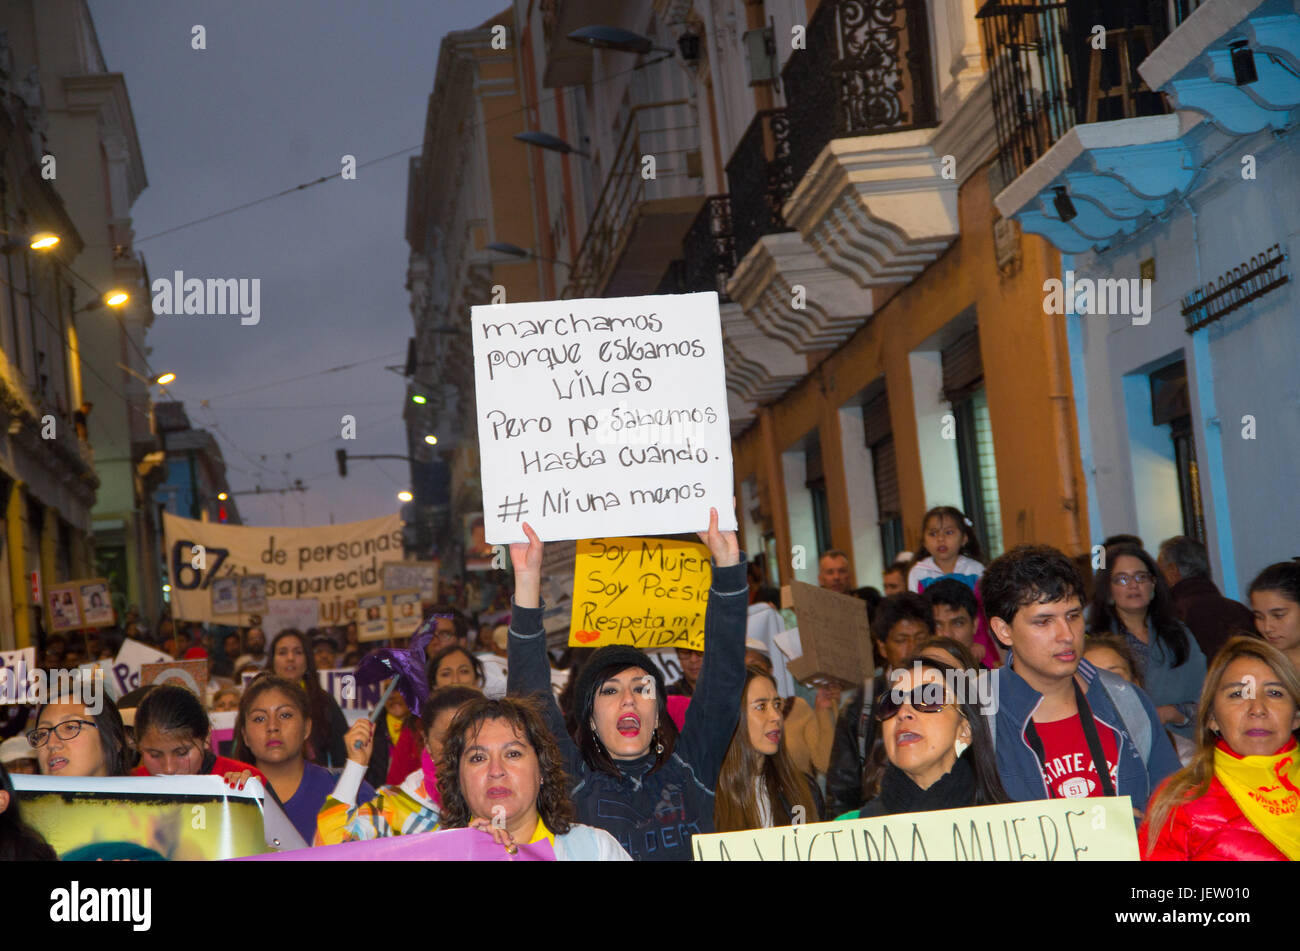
234, 827, 556, 862
354, 625, 433, 716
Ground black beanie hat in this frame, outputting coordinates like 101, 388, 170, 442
575, 645, 666, 722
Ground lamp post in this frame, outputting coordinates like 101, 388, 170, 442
486, 241, 573, 270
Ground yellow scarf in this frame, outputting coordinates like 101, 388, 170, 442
527, 816, 554, 846
1214, 739, 1300, 860
385, 712, 403, 747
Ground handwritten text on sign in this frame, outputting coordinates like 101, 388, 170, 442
692, 797, 1140, 861
569, 537, 712, 650
471, 293, 736, 544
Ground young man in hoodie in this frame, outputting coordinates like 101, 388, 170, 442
982, 546, 1180, 813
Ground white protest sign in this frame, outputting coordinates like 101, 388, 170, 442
264, 599, 321, 638
0, 647, 36, 699
112, 638, 173, 696
317, 668, 382, 712
470, 292, 736, 543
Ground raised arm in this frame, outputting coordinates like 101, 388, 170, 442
678, 506, 746, 783
506, 522, 581, 773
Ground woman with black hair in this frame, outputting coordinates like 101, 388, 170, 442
132, 684, 265, 783
268, 628, 348, 767
427, 643, 485, 690
1089, 544, 1207, 739
507, 509, 747, 861
31, 695, 131, 777
0, 762, 57, 860
839, 656, 1007, 818
1249, 561, 1300, 678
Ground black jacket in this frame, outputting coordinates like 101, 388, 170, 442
508, 560, 749, 861
825, 670, 888, 817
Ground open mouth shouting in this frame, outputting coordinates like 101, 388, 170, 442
894, 729, 924, 747
617, 714, 641, 737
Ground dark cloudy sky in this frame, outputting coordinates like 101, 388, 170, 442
88, 0, 492, 525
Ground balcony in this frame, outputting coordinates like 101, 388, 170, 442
782, 0, 939, 185
777, 0, 957, 295
725, 108, 795, 263
563, 100, 704, 299
990, 0, 1298, 253
681, 195, 737, 301
977, 0, 1174, 188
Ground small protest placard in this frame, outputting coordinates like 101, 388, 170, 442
357, 593, 389, 642
142, 659, 210, 705
389, 590, 421, 638
264, 598, 320, 638
211, 577, 239, 615
0, 647, 36, 699
692, 796, 1140, 861
381, 561, 437, 601
112, 638, 173, 696
784, 582, 873, 687
239, 575, 269, 614
46, 578, 115, 631
470, 292, 736, 544
568, 537, 711, 650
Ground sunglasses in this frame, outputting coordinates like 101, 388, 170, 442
874, 685, 951, 722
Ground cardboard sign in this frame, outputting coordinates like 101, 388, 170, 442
692, 797, 1141, 861
470, 292, 736, 544
357, 593, 389, 642
211, 576, 239, 614
162, 511, 403, 626
112, 638, 173, 696
541, 539, 577, 637
381, 561, 437, 601
45, 578, 115, 631
236, 826, 555, 862
142, 659, 210, 704
239, 574, 269, 614
568, 537, 711, 650
13, 773, 269, 860
784, 582, 873, 687
390, 589, 421, 637
264, 598, 321, 638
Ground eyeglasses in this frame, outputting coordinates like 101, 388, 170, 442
27, 719, 98, 748
874, 685, 951, 722
1112, 572, 1155, 587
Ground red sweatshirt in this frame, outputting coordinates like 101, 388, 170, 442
133, 754, 267, 784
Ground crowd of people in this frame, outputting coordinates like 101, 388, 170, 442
1, 502, 1297, 862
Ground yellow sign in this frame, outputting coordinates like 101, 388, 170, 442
692, 796, 1140, 861
568, 537, 711, 650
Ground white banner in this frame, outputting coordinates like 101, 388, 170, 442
163, 512, 403, 627
470, 292, 736, 544
264, 599, 321, 638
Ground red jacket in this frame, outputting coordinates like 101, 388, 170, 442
1139, 760, 1289, 861
387, 726, 423, 786
133, 754, 267, 785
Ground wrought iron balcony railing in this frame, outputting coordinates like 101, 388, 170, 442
782, 0, 938, 186
977, 0, 1174, 187
725, 109, 794, 264
682, 195, 737, 300
563, 99, 698, 299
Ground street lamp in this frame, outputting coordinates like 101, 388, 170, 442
0, 229, 61, 254
410, 393, 428, 405
424, 435, 438, 446
78, 291, 131, 313
512, 130, 591, 158
118, 364, 177, 388
397, 490, 414, 502
486, 241, 572, 270
217, 492, 228, 501
566, 25, 675, 56
28, 232, 60, 251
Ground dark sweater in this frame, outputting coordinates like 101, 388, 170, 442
508, 559, 748, 861
1169, 575, 1257, 660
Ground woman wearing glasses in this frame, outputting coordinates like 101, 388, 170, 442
1089, 544, 1207, 740
29, 696, 131, 777
838, 656, 1007, 819
713, 665, 821, 832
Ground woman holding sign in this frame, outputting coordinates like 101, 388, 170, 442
269, 629, 349, 768
839, 656, 1007, 819
437, 694, 630, 860
507, 508, 748, 862
1139, 637, 1300, 860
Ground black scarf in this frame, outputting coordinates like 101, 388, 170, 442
879, 751, 976, 815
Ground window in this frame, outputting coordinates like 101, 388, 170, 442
943, 328, 1003, 558
1150, 362, 1205, 542
805, 439, 832, 557
863, 390, 903, 562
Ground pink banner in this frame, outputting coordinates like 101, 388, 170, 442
234, 827, 555, 862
